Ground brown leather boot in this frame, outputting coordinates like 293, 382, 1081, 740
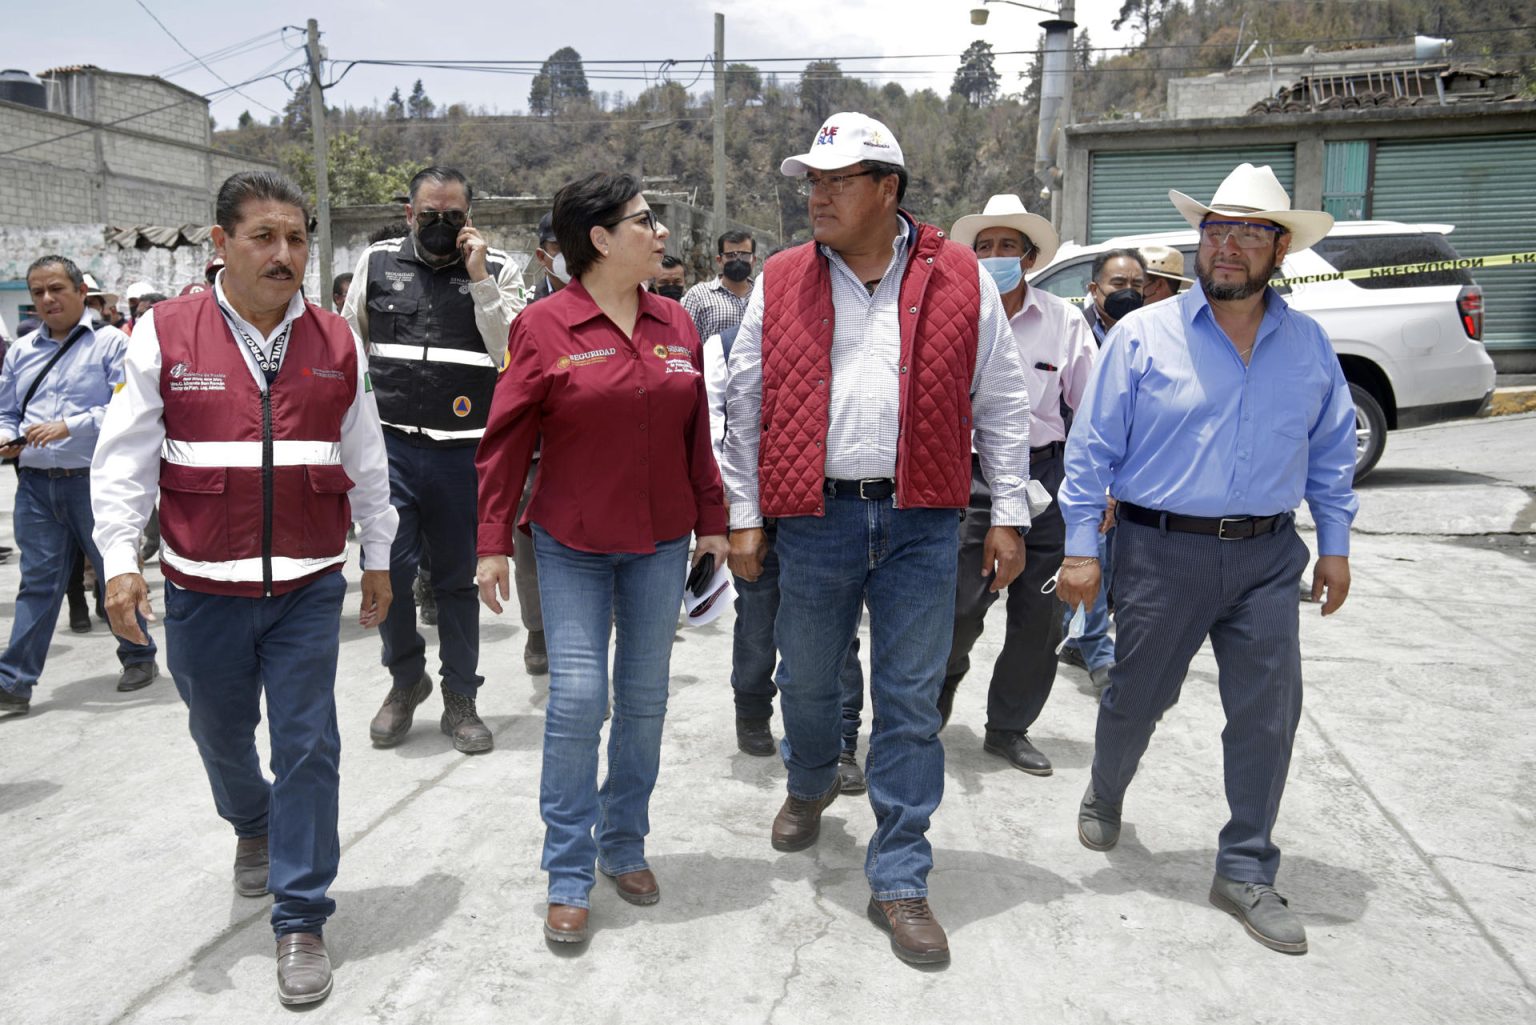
369, 673, 432, 747
770, 783, 839, 852
544, 904, 589, 943
602, 867, 660, 906
867, 897, 950, 965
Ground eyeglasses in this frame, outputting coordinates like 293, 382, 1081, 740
1200, 220, 1283, 249
797, 169, 875, 197
720, 250, 755, 261
416, 209, 468, 229
605, 209, 661, 233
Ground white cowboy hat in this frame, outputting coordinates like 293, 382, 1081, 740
781, 112, 904, 176
1169, 163, 1333, 252
1139, 244, 1193, 284
949, 194, 1060, 266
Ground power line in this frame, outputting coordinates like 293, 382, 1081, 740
155, 28, 289, 79
132, 1, 283, 115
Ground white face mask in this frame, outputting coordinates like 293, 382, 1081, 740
538, 248, 569, 284
1041, 570, 1087, 654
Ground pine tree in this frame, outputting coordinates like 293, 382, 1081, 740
952, 40, 1001, 107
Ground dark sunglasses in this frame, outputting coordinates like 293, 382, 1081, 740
417, 209, 469, 229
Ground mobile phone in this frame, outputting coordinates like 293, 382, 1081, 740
687, 553, 716, 598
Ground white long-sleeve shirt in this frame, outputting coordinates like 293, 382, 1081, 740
92, 278, 398, 582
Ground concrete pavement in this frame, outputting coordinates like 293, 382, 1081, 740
2, 414, 1534, 1024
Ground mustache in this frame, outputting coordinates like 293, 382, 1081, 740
263, 266, 295, 280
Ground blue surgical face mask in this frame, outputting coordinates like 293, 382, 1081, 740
980, 256, 1023, 295
1041, 569, 1087, 654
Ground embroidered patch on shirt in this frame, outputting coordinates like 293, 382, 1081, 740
452, 396, 472, 417
652, 344, 669, 360
303, 367, 347, 381
556, 348, 617, 370
166, 362, 227, 392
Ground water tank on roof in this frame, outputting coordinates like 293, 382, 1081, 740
0, 69, 46, 109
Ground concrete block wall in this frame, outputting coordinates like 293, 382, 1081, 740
49, 72, 209, 148
1168, 75, 1282, 120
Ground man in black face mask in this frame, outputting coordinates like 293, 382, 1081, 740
1083, 248, 1147, 344
653, 255, 687, 301
342, 165, 528, 757
681, 229, 755, 342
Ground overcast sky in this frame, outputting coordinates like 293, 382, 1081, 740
3, 0, 1136, 126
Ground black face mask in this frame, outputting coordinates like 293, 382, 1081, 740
1102, 288, 1143, 322
721, 258, 752, 283
416, 220, 460, 258
655, 284, 686, 301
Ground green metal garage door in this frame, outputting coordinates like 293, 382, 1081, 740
1372, 134, 1536, 352
1089, 147, 1296, 243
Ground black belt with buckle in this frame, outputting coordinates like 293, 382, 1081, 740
1118, 501, 1286, 540
19, 465, 90, 479
825, 478, 895, 501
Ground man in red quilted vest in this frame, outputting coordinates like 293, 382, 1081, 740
720, 112, 1033, 965
90, 171, 399, 1007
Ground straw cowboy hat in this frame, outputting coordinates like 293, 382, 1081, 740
1169, 163, 1333, 252
1139, 245, 1193, 284
949, 194, 1060, 266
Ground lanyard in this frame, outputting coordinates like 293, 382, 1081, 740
218, 303, 291, 382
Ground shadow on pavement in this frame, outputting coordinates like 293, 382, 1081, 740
1357, 467, 1502, 489
0, 778, 63, 815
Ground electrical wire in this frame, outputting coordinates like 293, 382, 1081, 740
133, 1, 284, 115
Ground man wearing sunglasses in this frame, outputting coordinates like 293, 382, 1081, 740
1057, 163, 1358, 956
343, 166, 528, 756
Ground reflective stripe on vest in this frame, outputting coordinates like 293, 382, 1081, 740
380, 419, 485, 441
161, 543, 346, 583
162, 439, 342, 468
370, 342, 496, 368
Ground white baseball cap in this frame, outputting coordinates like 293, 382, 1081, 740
124, 281, 157, 301
780, 112, 905, 176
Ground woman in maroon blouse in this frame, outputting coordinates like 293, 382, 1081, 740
475, 172, 729, 946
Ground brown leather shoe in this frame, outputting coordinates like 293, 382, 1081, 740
603, 867, 660, 906
440, 685, 493, 753
771, 783, 840, 852
867, 897, 950, 965
369, 673, 432, 747
544, 903, 590, 943
233, 835, 269, 897
275, 932, 332, 1005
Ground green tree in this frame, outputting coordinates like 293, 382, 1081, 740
385, 87, 404, 119
283, 131, 413, 207
529, 46, 591, 116
406, 79, 434, 119
726, 63, 763, 106
236, 110, 253, 129
952, 40, 1001, 107
800, 59, 846, 121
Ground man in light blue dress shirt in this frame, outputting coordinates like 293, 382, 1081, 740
1057, 164, 1358, 956
0, 256, 159, 714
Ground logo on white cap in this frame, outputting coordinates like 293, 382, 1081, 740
781, 112, 905, 177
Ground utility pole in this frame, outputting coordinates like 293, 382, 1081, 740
306, 19, 332, 308
713, 13, 727, 237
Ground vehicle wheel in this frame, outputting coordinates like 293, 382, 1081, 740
1350, 382, 1387, 482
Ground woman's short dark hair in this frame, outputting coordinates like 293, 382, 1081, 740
552, 171, 644, 280
215, 171, 312, 233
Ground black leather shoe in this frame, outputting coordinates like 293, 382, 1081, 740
369, 673, 432, 747
68, 598, 91, 634
1057, 645, 1089, 671
116, 661, 159, 693
983, 729, 1053, 776
837, 750, 867, 794
440, 685, 493, 753
736, 717, 775, 757
0, 686, 29, 716
234, 835, 269, 897
937, 676, 961, 731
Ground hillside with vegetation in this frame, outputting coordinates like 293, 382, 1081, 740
214, 0, 1533, 240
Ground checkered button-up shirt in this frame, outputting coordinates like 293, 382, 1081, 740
682, 278, 749, 343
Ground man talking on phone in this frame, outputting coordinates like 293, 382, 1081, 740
343, 166, 528, 754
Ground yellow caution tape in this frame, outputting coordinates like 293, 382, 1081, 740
1057, 249, 1536, 302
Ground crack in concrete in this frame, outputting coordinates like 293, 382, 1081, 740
1304, 706, 1535, 996
106, 726, 506, 1023
1432, 852, 1536, 877
764, 863, 839, 1025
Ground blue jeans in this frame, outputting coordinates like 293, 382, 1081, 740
775, 497, 959, 900
164, 571, 346, 937
532, 524, 690, 908
0, 470, 156, 700
379, 433, 483, 696
1061, 527, 1115, 672
732, 521, 866, 753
